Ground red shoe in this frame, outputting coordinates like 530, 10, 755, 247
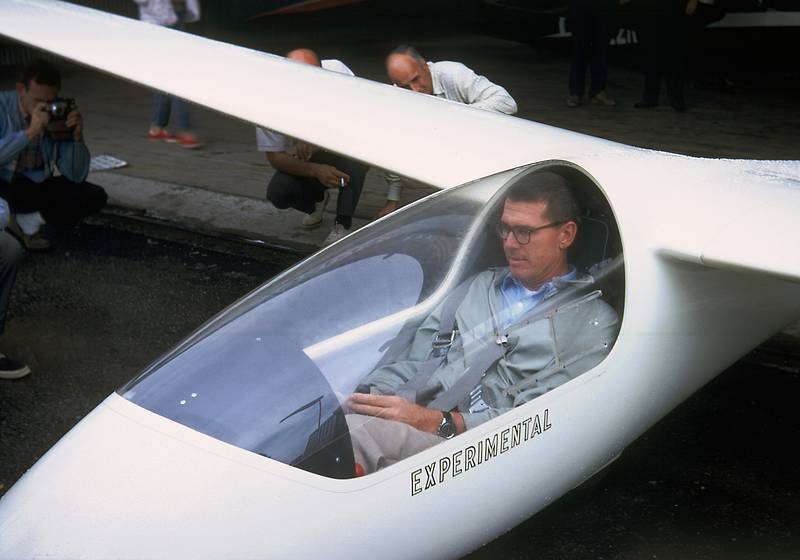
175, 134, 202, 149
147, 129, 175, 141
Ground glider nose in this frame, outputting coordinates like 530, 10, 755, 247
0, 393, 318, 560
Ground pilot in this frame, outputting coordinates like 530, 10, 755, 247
377, 45, 518, 218
347, 172, 618, 473
0, 59, 108, 250
256, 48, 369, 247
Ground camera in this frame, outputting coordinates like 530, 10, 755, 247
45, 97, 76, 141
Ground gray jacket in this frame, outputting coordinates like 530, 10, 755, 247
363, 268, 619, 430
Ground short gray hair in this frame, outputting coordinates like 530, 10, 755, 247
388, 44, 425, 66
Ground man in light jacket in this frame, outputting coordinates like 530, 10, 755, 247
377, 45, 518, 218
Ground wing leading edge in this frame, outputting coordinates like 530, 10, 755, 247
0, 0, 623, 189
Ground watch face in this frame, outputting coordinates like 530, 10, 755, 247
438, 414, 456, 439
438, 422, 456, 439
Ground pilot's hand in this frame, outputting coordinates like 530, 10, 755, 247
26, 102, 50, 140
376, 200, 399, 219
347, 393, 442, 434
313, 164, 350, 189
295, 140, 313, 161
65, 106, 83, 141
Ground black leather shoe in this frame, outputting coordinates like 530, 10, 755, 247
671, 101, 687, 112
634, 100, 657, 109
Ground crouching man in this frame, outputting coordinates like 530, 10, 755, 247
0, 59, 107, 250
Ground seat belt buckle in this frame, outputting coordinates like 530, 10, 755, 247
495, 334, 510, 356
430, 329, 457, 357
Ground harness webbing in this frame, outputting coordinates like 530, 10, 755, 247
394, 279, 471, 404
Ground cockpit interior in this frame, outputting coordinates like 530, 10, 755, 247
120, 161, 625, 479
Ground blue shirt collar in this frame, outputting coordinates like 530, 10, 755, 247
500, 266, 577, 298
497, 266, 577, 328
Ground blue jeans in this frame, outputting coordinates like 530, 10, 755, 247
150, 9, 192, 131
150, 91, 192, 131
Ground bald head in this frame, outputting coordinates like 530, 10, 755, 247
386, 46, 432, 94
286, 48, 321, 67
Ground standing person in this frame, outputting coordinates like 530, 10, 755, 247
0, 59, 107, 251
633, 0, 697, 112
378, 45, 517, 218
134, 0, 202, 148
566, 0, 618, 108
257, 48, 368, 247
0, 199, 28, 380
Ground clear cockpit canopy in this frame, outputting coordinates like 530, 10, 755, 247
120, 162, 625, 479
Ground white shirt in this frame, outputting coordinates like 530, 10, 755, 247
134, 0, 201, 26
255, 59, 355, 154
384, 61, 517, 201
428, 61, 517, 115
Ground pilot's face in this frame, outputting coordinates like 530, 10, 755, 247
16, 79, 59, 117
387, 54, 433, 94
500, 198, 576, 291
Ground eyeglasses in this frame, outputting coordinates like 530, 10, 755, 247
495, 221, 566, 245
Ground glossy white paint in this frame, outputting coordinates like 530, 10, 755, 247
1, 2, 800, 559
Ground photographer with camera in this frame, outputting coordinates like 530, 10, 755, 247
0, 59, 107, 250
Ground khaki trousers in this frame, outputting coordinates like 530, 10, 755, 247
346, 414, 443, 474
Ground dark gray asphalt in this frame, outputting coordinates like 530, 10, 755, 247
0, 218, 797, 559
0, 217, 293, 496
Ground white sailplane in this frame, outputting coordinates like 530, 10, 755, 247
0, 1, 798, 559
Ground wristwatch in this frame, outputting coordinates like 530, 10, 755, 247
437, 410, 457, 439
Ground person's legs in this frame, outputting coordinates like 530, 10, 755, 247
169, 96, 200, 148
587, 14, 610, 98
316, 153, 368, 229
0, 231, 23, 337
158, 14, 199, 147
150, 91, 172, 131
266, 171, 324, 215
665, 16, 689, 110
0, 176, 46, 214
309, 152, 368, 245
568, 15, 591, 100
0, 230, 28, 379
172, 97, 193, 131
34, 177, 108, 228
1, 177, 53, 250
636, 17, 663, 106
346, 414, 443, 474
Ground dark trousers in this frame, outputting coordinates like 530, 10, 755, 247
0, 175, 108, 228
568, 14, 612, 97
638, 15, 689, 105
266, 151, 368, 223
0, 231, 23, 336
